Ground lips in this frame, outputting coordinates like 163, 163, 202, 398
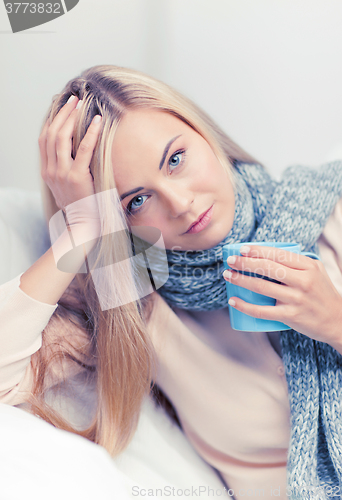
185, 205, 213, 234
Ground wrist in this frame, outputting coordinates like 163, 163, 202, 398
67, 220, 102, 246
51, 226, 100, 275
51, 229, 85, 274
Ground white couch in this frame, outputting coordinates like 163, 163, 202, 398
0, 188, 225, 500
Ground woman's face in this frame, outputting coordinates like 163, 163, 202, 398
112, 108, 235, 251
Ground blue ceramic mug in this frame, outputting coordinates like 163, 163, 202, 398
222, 242, 320, 332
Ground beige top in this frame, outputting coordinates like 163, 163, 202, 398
1, 198, 342, 500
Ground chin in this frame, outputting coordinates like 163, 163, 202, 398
187, 236, 222, 252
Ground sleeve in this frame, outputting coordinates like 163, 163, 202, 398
0, 273, 58, 405
317, 197, 342, 296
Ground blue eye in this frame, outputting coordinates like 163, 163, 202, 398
169, 151, 184, 171
127, 194, 149, 214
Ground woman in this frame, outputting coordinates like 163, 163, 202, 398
1, 65, 342, 500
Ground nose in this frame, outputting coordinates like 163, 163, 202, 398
162, 184, 194, 218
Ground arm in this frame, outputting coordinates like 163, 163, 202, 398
0, 273, 57, 404
23, 95, 102, 306
0, 219, 98, 405
317, 197, 342, 353
0, 97, 102, 403
317, 197, 342, 297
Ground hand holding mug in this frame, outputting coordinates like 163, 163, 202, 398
223, 243, 342, 348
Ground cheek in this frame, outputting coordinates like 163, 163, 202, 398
130, 211, 169, 235
189, 154, 216, 187
192, 155, 227, 192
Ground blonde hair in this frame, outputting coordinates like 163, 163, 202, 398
27, 65, 259, 456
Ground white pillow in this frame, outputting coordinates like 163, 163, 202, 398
0, 187, 225, 499
0, 188, 50, 286
0, 403, 130, 500
114, 396, 225, 497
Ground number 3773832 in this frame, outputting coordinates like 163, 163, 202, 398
5, 3, 61, 14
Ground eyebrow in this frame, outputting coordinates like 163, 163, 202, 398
119, 134, 182, 202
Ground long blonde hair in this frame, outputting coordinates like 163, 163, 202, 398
28, 65, 258, 456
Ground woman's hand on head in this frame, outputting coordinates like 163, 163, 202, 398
39, 95, 102, 219
223, 245, 342, 348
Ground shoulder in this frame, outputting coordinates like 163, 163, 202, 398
318, 196, 342, 296
322, 196, 342, 234
144, 292, 183, 347
146, 291, 174, 325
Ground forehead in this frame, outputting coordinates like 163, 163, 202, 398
112, 109, 188, 165
111, 108, 192, 191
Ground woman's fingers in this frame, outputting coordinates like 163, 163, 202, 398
225, 246, 321, 288
225, 254, 299, 287
223, 268, 292, 302
46, 95, 79, 176
71, 115, 103, 177
239, 245, 313, 270
227, 296, 287, 323
55, 107, 80, 173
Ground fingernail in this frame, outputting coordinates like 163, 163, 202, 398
228, 299, 236, 307
227, 256, 236, 265
67, 95, 76, 104
240, 245, 250, 254
223, 270, 233, 279
76, 99, 83, 110
93, 115, 102, 124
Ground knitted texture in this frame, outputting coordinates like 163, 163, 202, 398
154, 161, 342, 499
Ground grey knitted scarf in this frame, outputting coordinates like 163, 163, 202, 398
154, 161, 342, 499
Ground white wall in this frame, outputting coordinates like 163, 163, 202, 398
1, 0, 342, 191
157, 0, 342, 175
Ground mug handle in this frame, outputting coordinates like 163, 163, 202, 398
301, 251, 320, 261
